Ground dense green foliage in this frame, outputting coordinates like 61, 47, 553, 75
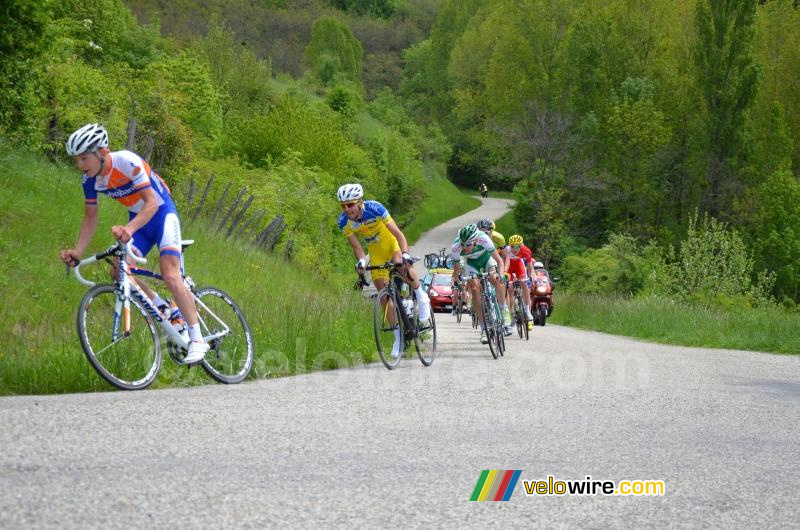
126, 0, 437, 98
398, 0, 800, 304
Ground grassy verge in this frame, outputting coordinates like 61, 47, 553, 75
403, 161, 481, 244
550, 293, 800, 354
0, 146, 376, 395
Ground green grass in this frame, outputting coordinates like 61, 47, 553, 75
403, 162, 481, 244
0, 146, 376, 395
551, 293, 800, 354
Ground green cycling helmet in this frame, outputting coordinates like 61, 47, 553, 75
459, 223, 479, 244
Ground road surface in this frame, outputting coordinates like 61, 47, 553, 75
1, 196, 798, 528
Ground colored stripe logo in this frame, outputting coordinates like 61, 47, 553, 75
470, 470, 522, 501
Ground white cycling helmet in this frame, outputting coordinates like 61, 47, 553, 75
336, 183, 363, 202
533, 261, 544, 269
66, 123, 109, 156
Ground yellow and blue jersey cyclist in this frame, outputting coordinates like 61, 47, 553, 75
338, 199, 401, 277
336, 183, 431, 359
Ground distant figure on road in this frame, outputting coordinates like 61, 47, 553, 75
479, 182, 488, 198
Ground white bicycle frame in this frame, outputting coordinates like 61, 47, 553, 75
72, 241, 230, 351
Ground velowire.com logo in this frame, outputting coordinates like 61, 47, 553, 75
469, 470, 522, 501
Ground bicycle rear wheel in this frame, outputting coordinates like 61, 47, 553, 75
194, 287, 254, 384
471, 302, 478, 329
515, 291, 529, 340
453, 291, 462, 323
374, 289, 403, 369
481, 295, 498, 359
77, 284, 161, 390
490, 295, 506, 357
414, 297, 437, 366
497, 321, 506, 356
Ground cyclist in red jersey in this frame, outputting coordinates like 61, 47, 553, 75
504, 234, 535, 329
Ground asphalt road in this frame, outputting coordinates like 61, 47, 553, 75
1, 197, 798, 528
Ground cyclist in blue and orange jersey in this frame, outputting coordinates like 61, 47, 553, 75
59, 123, 209, 364
504, 234, 535, 330
451, 223, 511, 344
337, 184, 431, 358
477, 218, 512, 332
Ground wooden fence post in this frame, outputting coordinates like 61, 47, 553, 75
126, 118, 137, 151
227, 195, 254, 237
208, 182, 232, 226
236, 208, 265, 239
256, 215, 285, 250
186, 179, 196, 211
191, 176, 214, 222
218, 187, 247, 231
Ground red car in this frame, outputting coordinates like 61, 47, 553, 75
423, 270, 454, 312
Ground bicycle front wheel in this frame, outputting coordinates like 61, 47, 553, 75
481, 295, 498, 359
77, 284, 162, 390
194, 287, 254, 384
414, 302, 437, 366
374, 289, 403, 369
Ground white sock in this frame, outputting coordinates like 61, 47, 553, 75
415, 286, 428, 301
188, 324, 203, 342
393, 327, 401, 341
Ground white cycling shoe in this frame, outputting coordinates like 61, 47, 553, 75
184, 341, 210, 364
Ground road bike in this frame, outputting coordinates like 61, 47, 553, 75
366, 259, 436, 370
465, 271, 505, 359
451, 277, 467, 323
510, 278, 530, 341
424, 247, 456, 270
70, 240, 254, 390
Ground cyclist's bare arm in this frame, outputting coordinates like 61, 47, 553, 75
385, 219, 420, 284
345, 233, 365, 261
452, 260, 462, 282
491, 249, 505, 276
61, 204, 98, 264
385, 219, 409, 254
111, 187, 158, 242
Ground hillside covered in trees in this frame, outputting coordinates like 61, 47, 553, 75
396, 0, 800, 305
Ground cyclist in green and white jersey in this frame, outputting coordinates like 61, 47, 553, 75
451, 223, 511, 344
477, 218, 513, 333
